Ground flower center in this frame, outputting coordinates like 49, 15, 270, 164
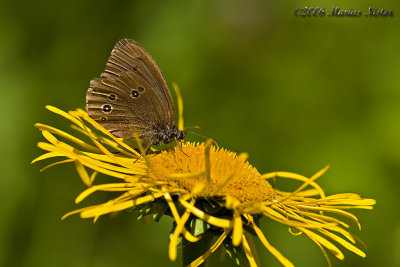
147, 142, 274, 202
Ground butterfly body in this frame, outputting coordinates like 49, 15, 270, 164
86, 39, 186, 145
150, 124, 186, 145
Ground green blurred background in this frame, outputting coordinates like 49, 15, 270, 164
1, 0, 399, 266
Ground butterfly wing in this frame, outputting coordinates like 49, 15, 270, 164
86, 71, 170, 142
100, 39, 175, 124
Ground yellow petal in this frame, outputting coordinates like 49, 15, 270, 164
188, 227, 232, 267
179, 198, 232, 228
75, 183, 138, 203
80, 125, 140, 170
169, 199, 195, 261
252, 223, 294, 267
204, 139, 213, 185
46, 105, 83, 127
72, 109, 140, 157
241, 233, 259, 267
263, 170, 325, 199
263, 206, 334, 229
172, 82, 184, 131
300, 228, 344, 260
42, 130, 59, 145
163, 193, 201, 243
81, 192, 164, 218
306, 232, 332, 267
284, 207, 350, 229
35, 123, 100, 152
37, 141, 140, 178
243, 231, 261, 266
74, 160, 91, 187
89, 171, 98, 184
62, 206, 94, 220
40, 159, 74, 172
70, 123, 139, 158
167, 171, 206, 179
318, 229, 366, 258
297, 205, 361, 230
232, 209, 243, 246
238, 152, 249, 161
32, 152, 64, 164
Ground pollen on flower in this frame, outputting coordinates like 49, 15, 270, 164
147, 142, 274, 202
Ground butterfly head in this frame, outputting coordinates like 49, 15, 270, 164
151, 124, 186, 145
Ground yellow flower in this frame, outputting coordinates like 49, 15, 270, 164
33, 87, 375, 266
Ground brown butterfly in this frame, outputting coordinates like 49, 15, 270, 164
86, 39, 186, 146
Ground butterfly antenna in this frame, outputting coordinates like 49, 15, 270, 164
186, 130, 218, 147
185, 125, 201, 130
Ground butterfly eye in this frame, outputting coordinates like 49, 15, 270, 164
131, 90, 139, 98
102, 104, 112, 113
138, 86, 144, 93
108, 94, 117, 101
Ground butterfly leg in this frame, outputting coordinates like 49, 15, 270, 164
133, 143, 152, 164
175, 139, 189, 157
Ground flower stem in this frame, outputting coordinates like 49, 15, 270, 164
182, 230, 216, 267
